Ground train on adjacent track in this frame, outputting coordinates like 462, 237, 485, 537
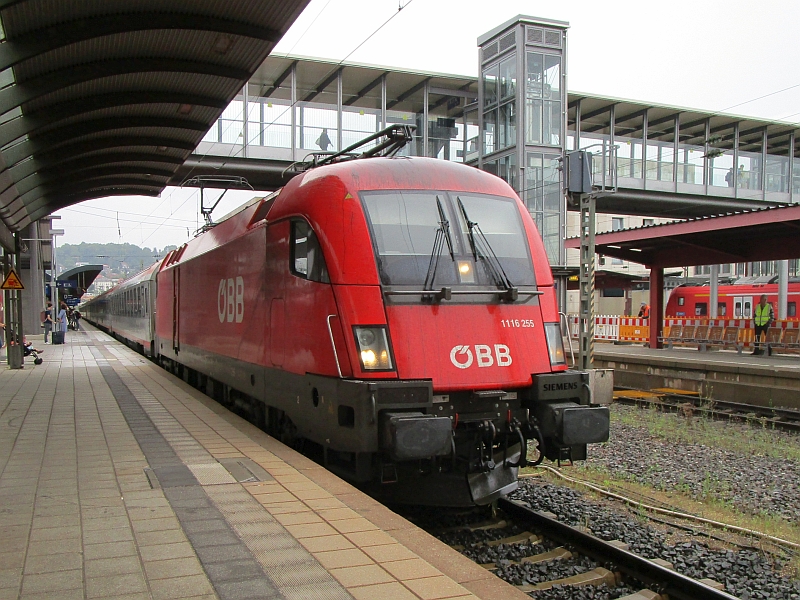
666, 282, 800, 319
83, 127, 609, 506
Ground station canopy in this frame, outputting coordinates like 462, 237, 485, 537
0, 0, 310, 248
565, 205, 800, 268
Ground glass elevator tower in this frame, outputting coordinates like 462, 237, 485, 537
477, 16, 568, 267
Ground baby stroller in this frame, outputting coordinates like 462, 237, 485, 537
24, 342, 43, 365
10, 335, 43, 365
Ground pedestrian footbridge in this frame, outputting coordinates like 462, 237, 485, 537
172, 54, 800, 220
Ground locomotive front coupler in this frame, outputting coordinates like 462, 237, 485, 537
502, 418, 528, 469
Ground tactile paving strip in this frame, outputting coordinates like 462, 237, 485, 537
205, 484, 353, 600
96, 363, 285, 600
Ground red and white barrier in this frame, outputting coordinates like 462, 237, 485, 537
568, 315, 799, 346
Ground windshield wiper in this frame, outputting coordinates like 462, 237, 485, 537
457, 197, 518, 301
423, 196, 455, 293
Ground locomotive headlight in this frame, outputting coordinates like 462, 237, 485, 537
457, 260, 475, 283
354, 326, 394, 371
544, 323, 566, 366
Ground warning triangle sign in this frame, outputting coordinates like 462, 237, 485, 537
1, 268, 24, 290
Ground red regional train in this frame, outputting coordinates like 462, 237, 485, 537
666, 282, 800, 319
83, 134, 609, 506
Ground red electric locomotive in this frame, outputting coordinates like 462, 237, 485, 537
85, 128, 609, 506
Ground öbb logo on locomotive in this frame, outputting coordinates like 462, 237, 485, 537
449, 344, 513, 369
217, 277, 244, 323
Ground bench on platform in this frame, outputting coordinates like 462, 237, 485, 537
691, 324, 710, 344
766, 328, 800, 355
696, 326, 747, 353
778, 329, 800, 353
675, 325, 699, 347
697, 325, 724, 351
659, 324, 682, 348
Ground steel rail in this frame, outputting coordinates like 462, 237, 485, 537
498, 498, 739, 600
614, 387, 800, 433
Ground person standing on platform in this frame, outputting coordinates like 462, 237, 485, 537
752, 294, 774, 355
42, 302, 54, 343
316, 128, 332, 151
638, 302, 650, 319
58, 302, 68, 338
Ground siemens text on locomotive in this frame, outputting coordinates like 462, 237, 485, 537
83, 142, 609, 506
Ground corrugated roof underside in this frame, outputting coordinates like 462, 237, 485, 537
0, 0, 310, 236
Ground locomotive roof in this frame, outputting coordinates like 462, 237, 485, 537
293, 156, 515, 196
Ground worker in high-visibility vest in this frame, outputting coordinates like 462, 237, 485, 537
638, 302, 650, 319
752, 294, 774, 355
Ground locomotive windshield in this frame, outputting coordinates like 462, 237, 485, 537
361, 191, 536, 288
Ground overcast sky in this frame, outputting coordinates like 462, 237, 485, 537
54, 0, 800, 251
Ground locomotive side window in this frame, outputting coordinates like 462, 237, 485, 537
677, 297, 685, 306
291, 220, 330, 283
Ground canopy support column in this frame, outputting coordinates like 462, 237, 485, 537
648, 266, 663, 349
710, 264, 719, 318
778, 259, 789, 319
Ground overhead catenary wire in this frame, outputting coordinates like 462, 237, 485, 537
62, 206, 198, 226
139, 190, 199, 246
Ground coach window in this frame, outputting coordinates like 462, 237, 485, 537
718, 302, 726, 316
789, 302, 797, 317
290, 220, 330, 283
695, 302, 707, 316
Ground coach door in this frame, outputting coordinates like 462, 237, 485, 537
172, 267, 180, 353
733, 296, 753, 318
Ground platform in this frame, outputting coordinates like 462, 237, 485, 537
0, 327, 528, 600
591, 343, 800, 408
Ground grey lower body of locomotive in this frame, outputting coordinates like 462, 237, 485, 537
158, 341, 609, 506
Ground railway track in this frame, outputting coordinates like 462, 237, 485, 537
417, 498, 738, 599
613, 387, 800, 433
497, 498, 737, 599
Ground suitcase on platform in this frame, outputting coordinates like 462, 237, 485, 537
51, 330, 64, 345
